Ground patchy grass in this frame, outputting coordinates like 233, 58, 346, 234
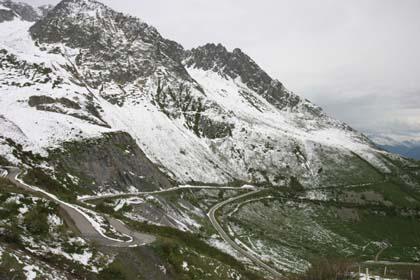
152, 238, 251, 280
290, 257, 356, 280
220, 188, 420, 275
125, 219, 263, 279
22, 168, 81, 202
97, 260, 128, 280
0, 252, 26, 280
355, 181, 420, 208
359, 263, 420, 280
0, 155, 10, 166
0, 186, 110, 279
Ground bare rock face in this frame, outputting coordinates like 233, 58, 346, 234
0, 0, 52, 22
29, 0, 237, 141
0, 8, 14, 23
30, 0, 189, 86
48, 132, 174, 192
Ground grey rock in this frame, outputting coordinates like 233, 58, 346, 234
0, 0, 51, 22
184, 43, 321, 114
0, 9, 15, 23
30, 0, 189, 86
48, 131, 174, 192
28, 95, 81, 110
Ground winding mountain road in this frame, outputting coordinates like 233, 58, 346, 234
3, 167, 155, 247
2, 166, 282, 277
79, 185, 246, 202
207, 189, 283, 279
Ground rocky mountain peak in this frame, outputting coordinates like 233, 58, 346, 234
28, 0, 312, 113
38, 4, 54, 16
184, 43, 313, 112
0, 0, 51, 22
184, 42, 273, 86
47, 0, 115, 20
29, 0, 188, 88
30, 0, 137, 46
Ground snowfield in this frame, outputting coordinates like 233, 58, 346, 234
0, 19, 112, 158
0, 4, 393, 189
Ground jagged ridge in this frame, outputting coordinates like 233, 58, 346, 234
0, 0, 409, 189
184, 43, 308, 112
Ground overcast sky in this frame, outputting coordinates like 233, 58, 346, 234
24, 0, 420, 143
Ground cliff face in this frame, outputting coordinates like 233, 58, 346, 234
48, 132, 174, 193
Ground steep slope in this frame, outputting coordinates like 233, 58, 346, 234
184, 43, 315, 113
0, 0, 413, 192
0, 0, 51, 23
0, 177, 112, 279
47, 131, 174, 192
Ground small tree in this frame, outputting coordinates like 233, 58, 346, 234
23, 202, 49, 236
98, 261, 127, 280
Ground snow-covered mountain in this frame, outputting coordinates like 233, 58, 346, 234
0, 0, 408, 191
368, 133, 420, 160
3, 1, 420, 279
0, 0, 51, 22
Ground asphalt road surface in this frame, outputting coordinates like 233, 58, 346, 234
4, 166, 283, 277
207, 189, 283, 279
4, 167, 155, 247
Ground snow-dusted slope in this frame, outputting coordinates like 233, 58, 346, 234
0, 0, 51, 23
0, 0, 396, 188
0, 18, 112, 161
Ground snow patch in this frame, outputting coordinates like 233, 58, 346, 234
182, 261, 189, 271
23, 265, 39, 280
